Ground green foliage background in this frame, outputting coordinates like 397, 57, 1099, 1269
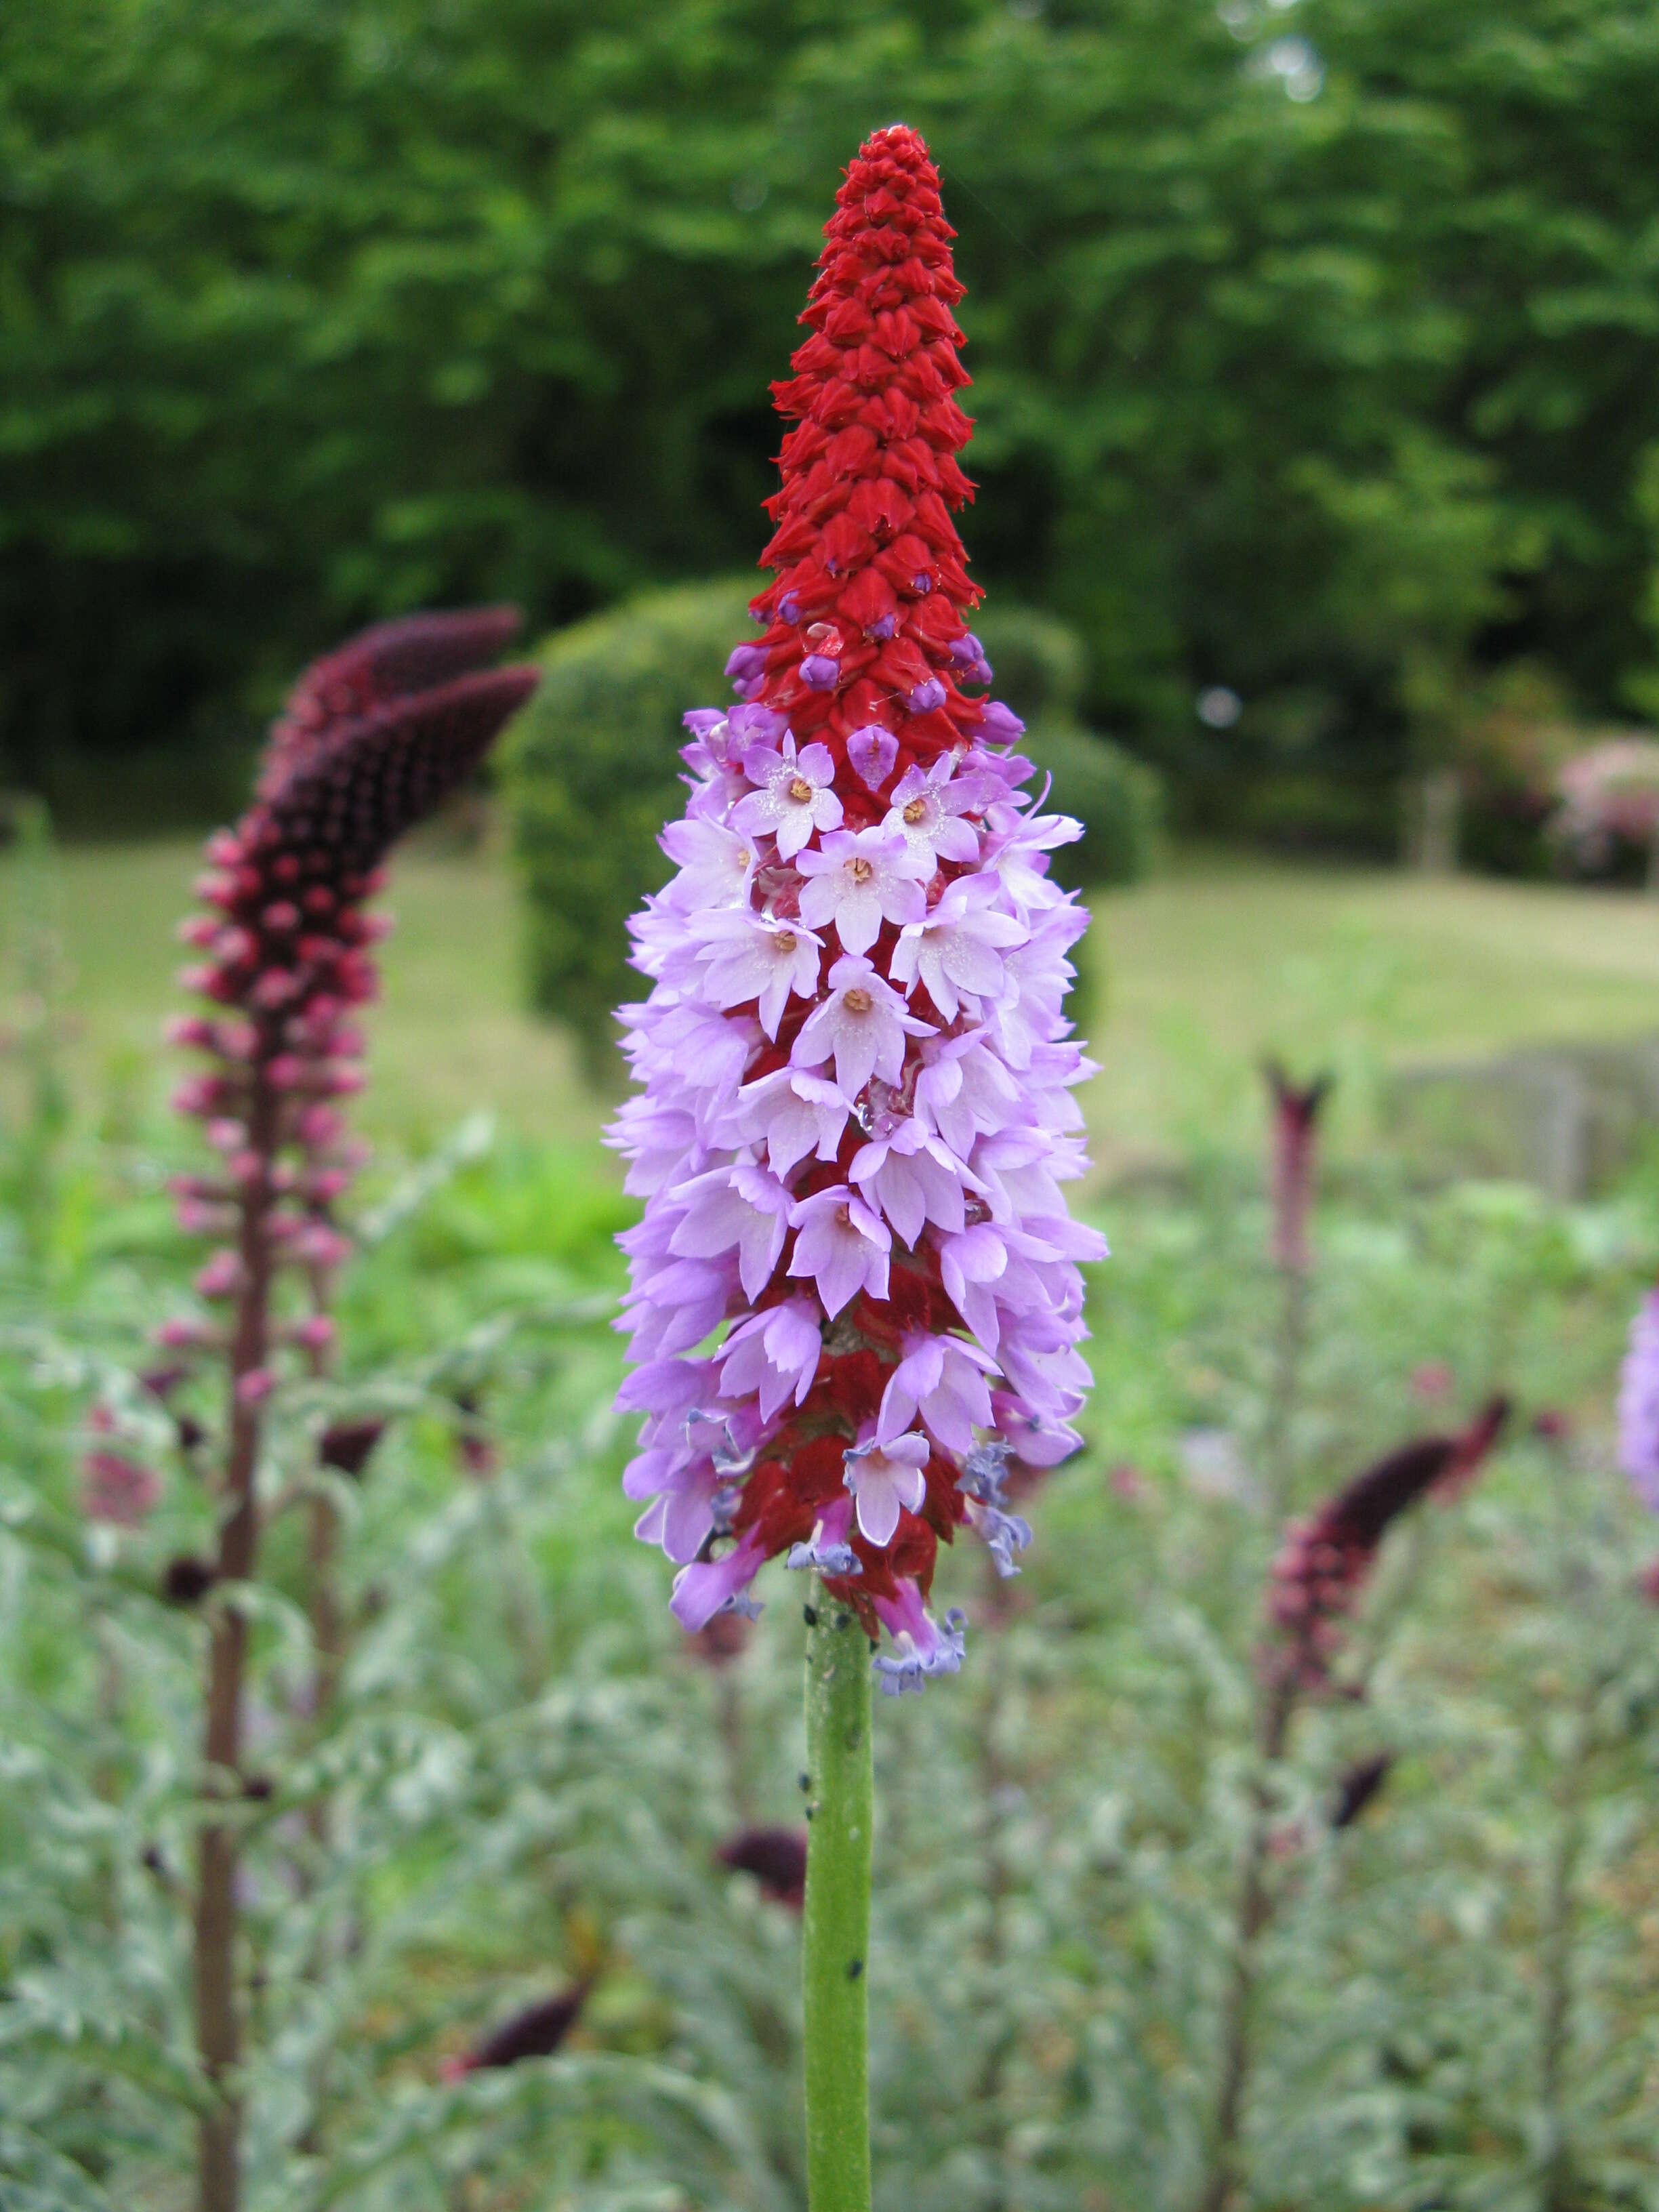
7, 0, 1659, 830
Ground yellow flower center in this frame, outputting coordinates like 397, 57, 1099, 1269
903, 797, 928, 823
851, 857, 874, 884
843, 987, 872, 1015
774, 930, 796, 954
788, 775, 814, 804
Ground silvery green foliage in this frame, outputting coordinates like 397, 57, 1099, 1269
3, 1118, 1659, 2209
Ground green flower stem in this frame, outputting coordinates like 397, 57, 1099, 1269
802, 1584, 874, 2212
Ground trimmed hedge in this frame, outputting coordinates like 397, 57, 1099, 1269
978, 607, 1162, 888
974, 607, 1088, 725
505, 577, 757, 1074
505, 581, 1160, 1076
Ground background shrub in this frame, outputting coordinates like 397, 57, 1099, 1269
973, 605, 1089, 725
1023, 721, 1163, 890
980, 605, 1163, 888
506, 577, 756, 1076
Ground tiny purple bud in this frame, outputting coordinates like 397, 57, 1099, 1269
800, 653, 840, 691
846, 725, 899, 792
778, 593, 802, 624
908, 678, 947, 715
977, 700, 1025, 743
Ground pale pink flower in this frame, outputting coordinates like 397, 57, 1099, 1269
672, 1525, 769, 1631
883, 757, 983, 869
668, 1162, 793, 1301
735, 1067, 854, 1176
731, 736, 843, 859
660, 815, 759, 909
792, 954, 931, 1097
878, 1334, 998, 1454
787, 1186, 891, 1317
849, 1120, 970, 1244
695, 911, 823, 1036
890, 876, 1027, 1023
846, 724, 899, 792
842, 1432, 930, 1547
796, 827, 930, 955
720, 1300, 823, 1421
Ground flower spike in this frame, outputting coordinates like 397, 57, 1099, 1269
609, 125, 1105, 1679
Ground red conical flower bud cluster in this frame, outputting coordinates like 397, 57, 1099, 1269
737, 125, 1012, 811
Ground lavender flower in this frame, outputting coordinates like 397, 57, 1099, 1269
1618, 1288, 1659, 1511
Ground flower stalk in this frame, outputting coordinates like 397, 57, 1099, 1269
1197, 1397, 1509, 2212
1261, 1062, 1331, 1509
162, 610, 535, 2212
802, 1585, 874, 2212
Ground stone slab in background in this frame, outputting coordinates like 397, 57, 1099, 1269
1385, 1035, 1659, 1199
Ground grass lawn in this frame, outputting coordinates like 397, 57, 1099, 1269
9, 829, 1659, 1173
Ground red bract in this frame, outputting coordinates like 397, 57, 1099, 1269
1267, 1396, 1509, 1694
440, 1983, 591, 2080
1263, 1061, 1332, 1276
746, 123, 996, 794
718, 1825, 809, 1910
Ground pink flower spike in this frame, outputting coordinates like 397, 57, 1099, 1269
792, 954, 932, 1097
731, 736, 843, 860
796, 826, 930, 956
842, 1431, 930, 1547
787, 1186, 891, 1317
605, 131, 1104, 1658
236, 1368, 276, 1408
694, 911, 823, 1037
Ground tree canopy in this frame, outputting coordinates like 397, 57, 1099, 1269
4, 0, 1658, 830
